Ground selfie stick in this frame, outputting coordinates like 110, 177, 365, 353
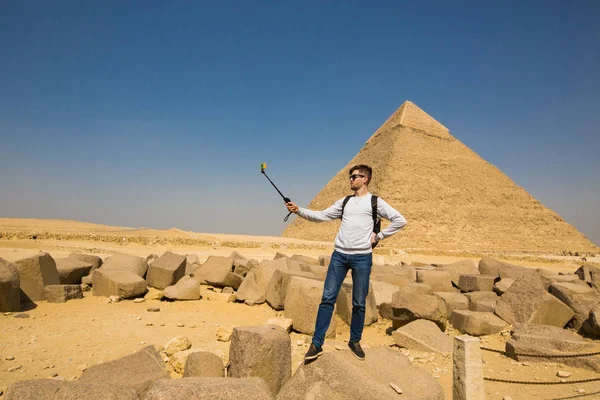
260, 163, 293, 222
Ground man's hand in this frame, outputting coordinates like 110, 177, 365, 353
370, 232, 380, 244
286, 202, 300, 214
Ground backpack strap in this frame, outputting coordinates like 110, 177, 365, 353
371, 195, 381, 248
340, 195, 354, 218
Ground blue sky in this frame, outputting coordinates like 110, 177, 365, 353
1, 1, 599, 246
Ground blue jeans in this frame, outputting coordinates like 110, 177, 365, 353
312, 250, 373, 347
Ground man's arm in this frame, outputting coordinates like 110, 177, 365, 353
285, 198, 344, 222
374, 198, 407, 241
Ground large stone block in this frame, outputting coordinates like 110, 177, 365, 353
575, 265, 600, 290
457, 274, 495, 292
163, 276, 201, 300
493, 278, 514, 295
495, 278, 574, 327
144, 378, 273, 400
510, 323, 597, 352
92, 269, 147, 299
284, 276, 336, 338
479, 257, 544, 285
434, 292, 469, 318
56, 257, 93, 284
276, 346, 444, 400
68, 252, 103, 270
370, 280, 400, 306
291, 254, 319, 264
549, 282, 600, 330
437, 259, 479, 286
235, 270, 266, 305
183, 351, 224, 378
146, 251, 186, 290
449, 310, 508, 336
391, 292, 447, 330
228, 325, 291, 395
465, 291, 499, 313
266, 268, 320, 310
335, 279, 378, 326
583, 304, 600, 338
0, 257, 20, 312
44, 284, 83, 303
5, 380, 139, 400
392, 319, 453, 355
14, 252, 60, 302
79, 345, 170, 395
416, 270, 453, 292
102, 253, 148, 278
197, 256, 243, 289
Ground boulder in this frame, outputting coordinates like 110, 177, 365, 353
199, 257, 244, 290
92, 269, 147, 299
398, 282, 434, 295
457, 274, 495, 292
235, 270, 266, 305
14, 252, 60, 302
583, 304, 600, 338
186, 254, 201, 264
505, 339, 600, 372
479, 257, 544, 285
0, 257, 20, 312
276, 346, 444, 400
495, 278, 574, 327
193, 256, 233, 284
144, 378, 273, 400
146, 251, 186, 290
267, 318, 293, 333
228, 325, 291, 395
183, 351, 225, 378
335, 279, 378, 326
549, 282, 600, 330
391, 292, 447, 330
44, 284, 83, 303
284, 276, 336, 338
68, 253, 103, 270
266, 269, 320, 310
5, 380, 139, 400
163, 276, 201, 300
416, 270, 453, 292
55, 258, 93, 284
449, 310, 508, 336
575, 265, 600, 290
79, 345, 170, 395
510, 323, 597, 353
185, 262, 201, 276
370, 280, 400, 306
170, 349, 204, 373
434, 292, 469, 318
379, 302, 394, 320
465, 291, 499, 313
493, 278, 514, 295
233, 258, 258, 277
163, 335, 192, 356
392, 319, 453, 355
437, 259, 479, 286
370, 273, 412, 288
102, 254, 148, 278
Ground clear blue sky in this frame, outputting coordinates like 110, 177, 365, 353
1, 1, 599, 246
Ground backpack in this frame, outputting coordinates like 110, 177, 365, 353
340, 195, 381, 248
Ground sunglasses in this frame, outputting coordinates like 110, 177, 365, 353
349, 174, 366, 181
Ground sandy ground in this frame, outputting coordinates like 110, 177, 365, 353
1, 219, 600, 399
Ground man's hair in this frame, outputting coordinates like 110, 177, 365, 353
349, 164, 372, 185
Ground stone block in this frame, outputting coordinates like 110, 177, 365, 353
450, 310, 508, 336
14, 252, 60, 302
101, 253, 148, 278
457, 274, 495, 292
55, 258, 93, 284
44, 284, 83, 303
392, 319, 453, 355
0, 257, 20, 312
92, 269, 147, 299
284, 276, 336, 338
228, 325, 291, 395
416, 270, 453, 292
146, 251, 186, 290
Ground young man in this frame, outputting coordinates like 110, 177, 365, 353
285, 164, 406, 361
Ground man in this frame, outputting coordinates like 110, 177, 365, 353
285, 164, 406, 361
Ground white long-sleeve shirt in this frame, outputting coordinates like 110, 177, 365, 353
296, 193, 407, 254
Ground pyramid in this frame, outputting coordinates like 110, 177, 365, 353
282, 101, 596, 253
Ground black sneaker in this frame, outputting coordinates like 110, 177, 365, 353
348, 341, 365, 360
304, 343, 324, 361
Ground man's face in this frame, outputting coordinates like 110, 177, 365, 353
349, 169, 368, 190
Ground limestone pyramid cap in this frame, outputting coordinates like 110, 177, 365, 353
367, 100, 451, 143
